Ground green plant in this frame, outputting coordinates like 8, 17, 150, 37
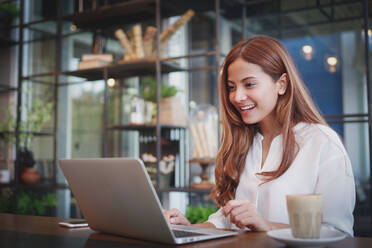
0, 2, 19, 17
185, 205, 218, 224
17, 191, 57, 216
142, 76, 179, 102
0, 190, 57, 216
0, 99, 53, 149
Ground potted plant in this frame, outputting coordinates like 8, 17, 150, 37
0, 99, 53, 184
141, 76, 187, 126
142, 76, 179, 103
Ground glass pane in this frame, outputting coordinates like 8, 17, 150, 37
23, 39, 56, 76
25, 0, 58, 24
21, 80, 55, 134
61, 31, 93, 72
161, 0, 215, 59
342, 121, 370, 236
61, 0, 76, 16
0, 90, 17, 161
24, 21, 57, 43
189, 69, 217, 106
60, 81, 104, 158
32, 135, 55, 182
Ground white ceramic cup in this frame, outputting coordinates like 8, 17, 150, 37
286, 194, 323, 239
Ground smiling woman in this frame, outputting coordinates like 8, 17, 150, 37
164, 35, 355, 237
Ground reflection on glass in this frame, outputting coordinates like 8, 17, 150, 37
68, 82, 104, 158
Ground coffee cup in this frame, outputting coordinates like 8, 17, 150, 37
286, 194, 323, 239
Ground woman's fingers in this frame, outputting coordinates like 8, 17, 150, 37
163, 208, 190, 226
222, 199, 243, 217
223, 200, 269, 231
231, 211, 255, 229
163, 208, 179, 222
170, 215, 188, 225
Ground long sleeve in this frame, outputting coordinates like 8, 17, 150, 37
206, 208, 232, 229
315, 151, 355, 236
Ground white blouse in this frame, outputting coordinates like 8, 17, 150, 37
207, 122, 355, 236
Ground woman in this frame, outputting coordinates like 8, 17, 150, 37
164, 36, 355, 236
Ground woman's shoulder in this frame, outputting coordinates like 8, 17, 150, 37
293, 122, 346, 153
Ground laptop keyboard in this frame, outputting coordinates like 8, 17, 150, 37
172, 230, 206, 238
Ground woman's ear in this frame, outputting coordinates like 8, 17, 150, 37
277, 73, 288, 95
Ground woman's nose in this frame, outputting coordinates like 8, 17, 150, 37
234, 87, 248, 102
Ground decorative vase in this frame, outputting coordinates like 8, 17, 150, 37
21, 167, 40, 184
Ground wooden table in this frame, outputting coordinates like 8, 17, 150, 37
0, 213, 371, 248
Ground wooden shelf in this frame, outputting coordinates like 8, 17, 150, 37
0, 183, 14, 189
189, 158, 216, 164
63, 0, 214, 30
19, 183, 69, 191
63, 59, 184, 80
106, 124, 186, 131
64, 0, 156, 29
0, 182, 69, 190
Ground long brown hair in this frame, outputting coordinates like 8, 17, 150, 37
211, 36, 326, 207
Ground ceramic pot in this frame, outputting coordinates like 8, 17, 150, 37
21, 167, 40, 184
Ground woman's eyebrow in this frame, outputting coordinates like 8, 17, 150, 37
228, 76, 256, 84
241, 76, 256, 82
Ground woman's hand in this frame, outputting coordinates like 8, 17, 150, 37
222, 200, 271, 231
163, 208, 191, 226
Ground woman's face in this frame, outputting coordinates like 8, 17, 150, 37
227, 57, 284, 126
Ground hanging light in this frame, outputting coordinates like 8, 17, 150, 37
107, 78, 116, 88
70, 24, 77, 32
302, 45, 313, 61
326, 56, 338, 73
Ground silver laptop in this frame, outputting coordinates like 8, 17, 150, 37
59, 158, 237, 244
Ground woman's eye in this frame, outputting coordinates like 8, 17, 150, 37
227, 85, 235, 91
244, 82, 255, 87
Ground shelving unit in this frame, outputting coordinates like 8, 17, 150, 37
58, 0, 185, 193
0, 0, 230, 216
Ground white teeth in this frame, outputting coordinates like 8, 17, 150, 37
240, 104, 255, 111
